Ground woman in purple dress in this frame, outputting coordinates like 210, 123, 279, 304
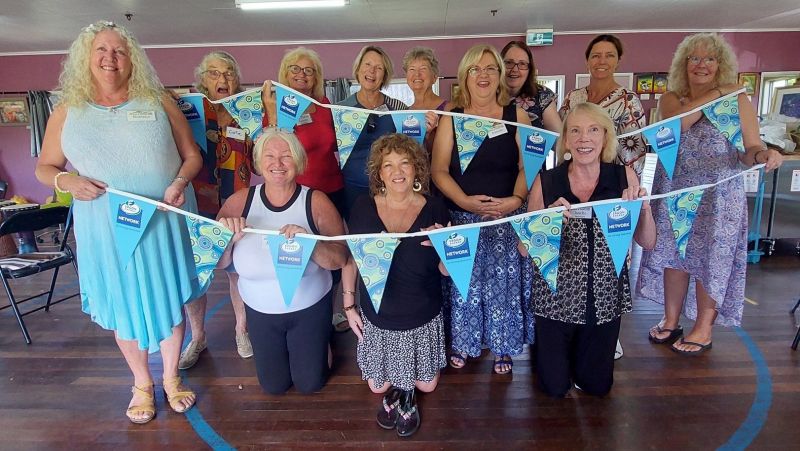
637, 33, 783, 354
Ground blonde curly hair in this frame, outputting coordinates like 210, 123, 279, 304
57, 21, 163, 107
667, 33, 738, 98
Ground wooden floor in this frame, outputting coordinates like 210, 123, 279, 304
1, 239, 799, 449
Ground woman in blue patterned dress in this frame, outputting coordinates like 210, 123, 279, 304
637, 33, 783, 354
35, 21, 203, 424
432, 44, 531, 374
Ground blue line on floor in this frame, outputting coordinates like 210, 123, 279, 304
182, 296, 236, 451
717, 327, 773, 451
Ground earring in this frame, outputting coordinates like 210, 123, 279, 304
412, 179, 422, 192
380, 184, 387, 195
563, 152, 572, 161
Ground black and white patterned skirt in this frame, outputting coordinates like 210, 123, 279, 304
356, 312, 447, 391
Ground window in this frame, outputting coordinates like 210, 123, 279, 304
349, 78, 440, 107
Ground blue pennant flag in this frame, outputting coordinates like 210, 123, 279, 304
185, 215, 233, 293
428, 227, 480, 300
107, 192, 157, 268
666, 189, 704, 259
453, 116, 493, 173
510, 211, 563, 293
518, 127, 558, 189
391, 112, 427, 145
177, 94, 207, 154
642, 118, 681, 179
346, 237, 399, 314
703, 95, 744, 152
275, 85, 313, 131
593, 201, 642, 276
266, 235, 318, 307
218, 89, 264, 140
331, 107, 369, 169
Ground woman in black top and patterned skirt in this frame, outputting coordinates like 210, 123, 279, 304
343, 134, 450, 437
522, 102, 655, 397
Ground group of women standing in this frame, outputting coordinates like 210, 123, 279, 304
34, 20, 783, 436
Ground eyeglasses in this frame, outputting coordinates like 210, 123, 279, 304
686, 56, 717, 66
288, 65, 316, 76
503, 60, 530, 71
204, 70, 236, 81
467, 65, 500, 77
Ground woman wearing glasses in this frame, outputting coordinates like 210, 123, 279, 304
337, 46, 408, 220
179, 50, 254, 371
432, 44, 532, 375
637, 33, 782, 355
501, 41, 561, 132
261, 47, 349, 332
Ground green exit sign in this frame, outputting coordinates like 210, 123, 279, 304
526, 28, 553, 46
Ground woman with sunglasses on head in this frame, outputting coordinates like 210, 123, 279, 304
501, 41, 561, 133
432, 44, 532, 375
261, 47, 349, 332
179, 50, 254, 371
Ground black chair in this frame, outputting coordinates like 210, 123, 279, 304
0, 206, 79, 344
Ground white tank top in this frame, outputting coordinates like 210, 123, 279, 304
233, 184, 332, 314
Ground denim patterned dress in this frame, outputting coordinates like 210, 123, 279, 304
636, 117, 747, 326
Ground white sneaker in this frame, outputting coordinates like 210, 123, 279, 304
614, 340, 624, 360
178, 339, 207, 370
236, 332, 254, 359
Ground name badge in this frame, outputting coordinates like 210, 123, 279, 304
297, 113, 313, 126
126, 110, 156, 122
374, 104, 389, 112
570, 206, 592, 219
226, 126, 246, 141
488, 123, 508, 138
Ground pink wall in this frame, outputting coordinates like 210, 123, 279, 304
2, 31, 799, 203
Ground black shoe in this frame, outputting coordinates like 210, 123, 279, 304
395, 389, 420, 437
377, 387, 401, 430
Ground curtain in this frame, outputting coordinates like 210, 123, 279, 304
26, 91, 54, 157
325, 77, 351, 104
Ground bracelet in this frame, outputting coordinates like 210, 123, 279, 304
343, 304, 358, 312
512, 194, 526, 203
342, 289, 356, 296
54, 171, 71, 194
172, 175, 190, 187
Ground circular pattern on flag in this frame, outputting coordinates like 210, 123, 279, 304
363, 254, 379, 269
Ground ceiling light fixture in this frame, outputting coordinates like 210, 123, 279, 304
235, 0, 347, 10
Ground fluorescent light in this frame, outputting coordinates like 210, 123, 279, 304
236, 0, 346, 10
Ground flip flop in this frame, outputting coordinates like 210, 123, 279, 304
493, 354, 513, 375
448, 351, 467, 369
648, 325, 683, 344
671, 338, 712, 356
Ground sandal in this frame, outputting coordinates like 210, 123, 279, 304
648, 325, 683, 344
671, 338, 712, 356
493, 354, 513, 375
163, 376, 196, 413
126, 384, 156, 424
448, 351, 467, 369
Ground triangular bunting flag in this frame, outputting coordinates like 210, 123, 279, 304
593, 201, 643, 276
331, 107, 369, 169
510, 211, 563, 293
518, 127, 558, 189
275, 84, 313, 131
453, 116, 493, 173
346, 237, 399, 313
702, 95, 744, 152
107, 192, 157, 268
218, 88, 264, 140
391, 112, 427, 145
265, 235, 318, 307
428, 227, 480, 300
641, 117, 681, 179
177, 93, 208, 154
666, 189, 704, 259
185, 215, 233, 292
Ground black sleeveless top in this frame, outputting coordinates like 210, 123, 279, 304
446, 104, 519, 211
534, 161, 632, 325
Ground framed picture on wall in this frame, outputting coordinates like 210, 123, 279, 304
738, 72, 760, 96
0, 97, 29, 126
451, 83, 460, 101
575, 73, 634, 91
653, 73, 668, 94
635, 73, 654, 94
771, 85, 800, 121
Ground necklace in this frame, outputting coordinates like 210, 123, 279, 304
380, 193, 417, 233
358, 91, 383, 110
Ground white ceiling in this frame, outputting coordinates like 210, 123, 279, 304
1, 0, 799, 55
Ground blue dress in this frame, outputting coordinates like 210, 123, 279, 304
61, 99, 204, 353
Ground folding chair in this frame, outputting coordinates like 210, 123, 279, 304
0, 205, 79, 344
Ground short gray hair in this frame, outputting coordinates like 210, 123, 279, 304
402, 46, 440, 77
252, 128, 307, 176
193, 51, 243, 97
